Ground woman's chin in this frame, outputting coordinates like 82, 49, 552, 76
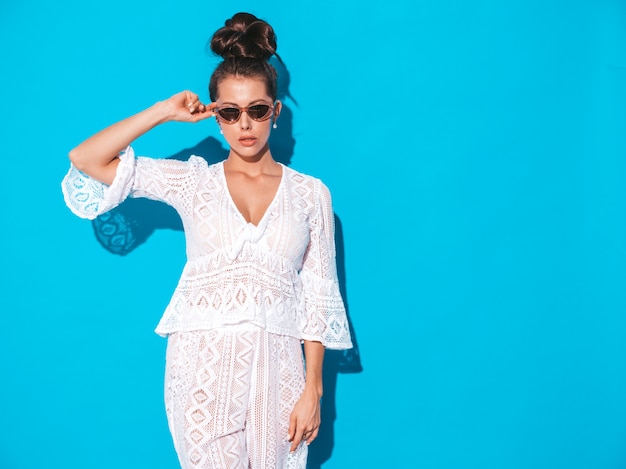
230, 142, 271, 161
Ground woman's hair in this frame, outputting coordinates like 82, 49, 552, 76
208, 12, 281, 102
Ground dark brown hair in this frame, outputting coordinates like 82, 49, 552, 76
208, 12, 281, 101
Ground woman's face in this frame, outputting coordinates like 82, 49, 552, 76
215, 76, 280, 161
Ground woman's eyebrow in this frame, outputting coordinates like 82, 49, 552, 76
219, 99, 272, 106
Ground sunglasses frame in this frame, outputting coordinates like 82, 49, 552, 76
215, 102, 275, 124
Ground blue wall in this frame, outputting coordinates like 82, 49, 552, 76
2, 1, 625, 468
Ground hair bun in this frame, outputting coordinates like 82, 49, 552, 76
210, 12, 277, 61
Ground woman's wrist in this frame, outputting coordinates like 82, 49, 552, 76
304, 379, 323, 399
148, 100, 176, 125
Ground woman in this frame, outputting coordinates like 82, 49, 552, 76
61, 11, 352, 469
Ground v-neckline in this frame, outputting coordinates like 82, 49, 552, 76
220, 161, 285, 228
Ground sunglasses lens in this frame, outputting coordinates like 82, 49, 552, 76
218, 108, 241, 122
248, 104, 271, 120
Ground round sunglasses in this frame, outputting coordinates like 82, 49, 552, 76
215, 103, 274, 124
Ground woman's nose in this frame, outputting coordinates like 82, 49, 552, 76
239, 112, 252, 130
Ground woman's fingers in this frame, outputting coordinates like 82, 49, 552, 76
186, 91, 200, 113
289, 424, 320, 452
170, 92, 217, 122
304, 427, 319, 445
184, 90, 196, 106
183, 90, 208, 115
287, 394, 322, 452
195, 101, 217, 115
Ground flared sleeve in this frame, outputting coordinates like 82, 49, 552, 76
61, 147, 137, 220
299, 181, 353, 350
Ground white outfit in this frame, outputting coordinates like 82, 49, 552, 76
62, 147, 352, 468
165, 326, 308, 469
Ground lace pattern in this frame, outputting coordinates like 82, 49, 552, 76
165, 327, 308, 468
61, 147, 352, 350
61, 149, 135, 219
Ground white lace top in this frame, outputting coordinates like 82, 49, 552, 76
62, 147, 352, 350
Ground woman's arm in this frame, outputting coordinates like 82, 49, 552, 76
68, 90, 214, 185
288, 340, 325, 452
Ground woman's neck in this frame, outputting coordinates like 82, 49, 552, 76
224, 148, 280, 176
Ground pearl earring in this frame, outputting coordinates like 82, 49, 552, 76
273, 121, 278, 129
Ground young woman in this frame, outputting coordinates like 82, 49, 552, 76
61, 11, 352, 469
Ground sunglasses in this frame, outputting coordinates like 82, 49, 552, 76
215, 103, 274, 124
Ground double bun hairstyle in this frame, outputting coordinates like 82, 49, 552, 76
208, 12, 282, 102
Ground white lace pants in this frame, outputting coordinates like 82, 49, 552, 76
164, 326, 308, 469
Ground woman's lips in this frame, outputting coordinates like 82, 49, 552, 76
238, 136, 257, 147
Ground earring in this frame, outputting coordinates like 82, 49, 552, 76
273, 121, 278, 129
219, 127, 223, 134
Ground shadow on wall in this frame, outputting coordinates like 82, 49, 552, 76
89, 59, 363, 468
307, 214, 363, 469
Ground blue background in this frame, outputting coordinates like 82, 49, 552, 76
2, 1, 626, 468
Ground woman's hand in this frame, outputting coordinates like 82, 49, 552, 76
68, 90, 217, 185
288, 388, 322, 452
163, 90, 216, 123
